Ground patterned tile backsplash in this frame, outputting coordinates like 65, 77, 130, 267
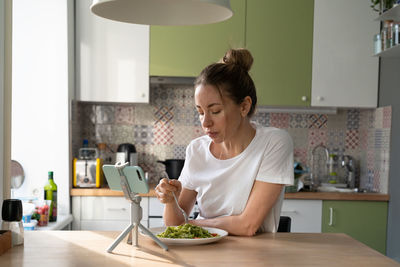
71, 84, 392, 193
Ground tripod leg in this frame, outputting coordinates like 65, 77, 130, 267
107, 224, 134, 253
127, 231, 132, 245
138, 223, 168, 251
132, 224, 138, 247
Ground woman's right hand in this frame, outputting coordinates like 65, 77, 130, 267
155, 178, 182, 204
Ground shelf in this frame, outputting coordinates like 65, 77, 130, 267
35, 214, 73, 230
374, 44, 400, 57
375, 4, 400, 21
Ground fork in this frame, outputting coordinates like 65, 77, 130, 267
164, 173, 189, 224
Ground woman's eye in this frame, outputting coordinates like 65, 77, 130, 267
211, 110, 221, 115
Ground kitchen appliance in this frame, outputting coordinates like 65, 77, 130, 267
73, 158, 103, 188
157, 159, 185, 179
116, 143, 138, 166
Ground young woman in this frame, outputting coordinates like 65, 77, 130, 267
155, 48, 293, 236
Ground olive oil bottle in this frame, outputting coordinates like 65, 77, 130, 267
44, 171, 57, 222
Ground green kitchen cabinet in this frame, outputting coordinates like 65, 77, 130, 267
246, 0, 314, 106
322, 201, 388, 254
150, 0, 246, 77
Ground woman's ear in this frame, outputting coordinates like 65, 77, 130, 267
240, 96, 252, 117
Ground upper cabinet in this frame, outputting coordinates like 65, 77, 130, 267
311, 0, 379, 108
149, 0, 246, 77
75, 0, 149, 103
246, 0, 314, 107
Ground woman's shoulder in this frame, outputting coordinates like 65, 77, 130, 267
254, 126, 293, 149
187, 134, 210, 149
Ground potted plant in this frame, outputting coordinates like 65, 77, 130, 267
371, 0, 398, 14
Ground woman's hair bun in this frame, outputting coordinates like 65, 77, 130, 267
221, 48, 253, 72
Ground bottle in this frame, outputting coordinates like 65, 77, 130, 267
394, 23, 399, 46
97, 143, 110, 163
44, 171, 57, 222
374, 33, 382, 55
327, 154, 338, 184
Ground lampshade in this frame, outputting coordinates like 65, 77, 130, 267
90, 0, 233, 25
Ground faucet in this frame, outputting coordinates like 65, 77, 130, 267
310, 144, 330, 190
340, 155, 356, 188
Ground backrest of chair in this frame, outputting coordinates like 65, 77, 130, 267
278, 216, 291, 232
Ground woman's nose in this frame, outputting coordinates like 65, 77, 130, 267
202, 113, 213, 128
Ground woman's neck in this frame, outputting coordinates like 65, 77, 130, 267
212, 120, 256, 160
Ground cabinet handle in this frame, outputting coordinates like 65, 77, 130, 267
329, 207, 333, 226
301, 96, 307, 102
107, 208, 127, 211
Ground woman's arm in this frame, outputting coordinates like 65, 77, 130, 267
190, 181, 283, 236
156, 178, 197, 226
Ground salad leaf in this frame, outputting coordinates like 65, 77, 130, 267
157, 223, 218, 239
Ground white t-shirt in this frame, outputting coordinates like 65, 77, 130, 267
179, 125, 294, 233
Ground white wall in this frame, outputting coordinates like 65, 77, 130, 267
12, 0, 73, 215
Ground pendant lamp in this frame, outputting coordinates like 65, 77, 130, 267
90, 0, 233, 25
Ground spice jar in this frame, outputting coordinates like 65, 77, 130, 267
393, 23, 399, 46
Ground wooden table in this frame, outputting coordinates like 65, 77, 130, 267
0, 231, 398, 266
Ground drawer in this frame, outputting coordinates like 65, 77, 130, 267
81, 196, 149, 221
81, 219, 148, 231
281, 200, 322, 233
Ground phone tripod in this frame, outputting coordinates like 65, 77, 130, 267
106, 162, 168, 252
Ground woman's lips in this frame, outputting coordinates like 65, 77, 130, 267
207, 132, 218, 138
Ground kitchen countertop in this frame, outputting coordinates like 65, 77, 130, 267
0, 231, 397, 266
70, 185, 157, 197
70, 185, 389, 201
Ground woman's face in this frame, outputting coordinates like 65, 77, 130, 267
194, 84, 243, 143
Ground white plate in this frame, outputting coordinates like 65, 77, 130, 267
140, 226, 228, 245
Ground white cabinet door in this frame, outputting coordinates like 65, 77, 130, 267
72, 196, 149, 230
281, 200, 322, 233
75, 0, 149, 103
311, 0, 379, 107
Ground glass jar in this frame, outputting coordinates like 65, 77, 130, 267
381, 27, 387, 51
393, 23, 399, 46
1, 221, 24, 246
374, 33, 382, 54
382, 20, 394, 50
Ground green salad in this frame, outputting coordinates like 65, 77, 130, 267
157, 223, 218, 239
